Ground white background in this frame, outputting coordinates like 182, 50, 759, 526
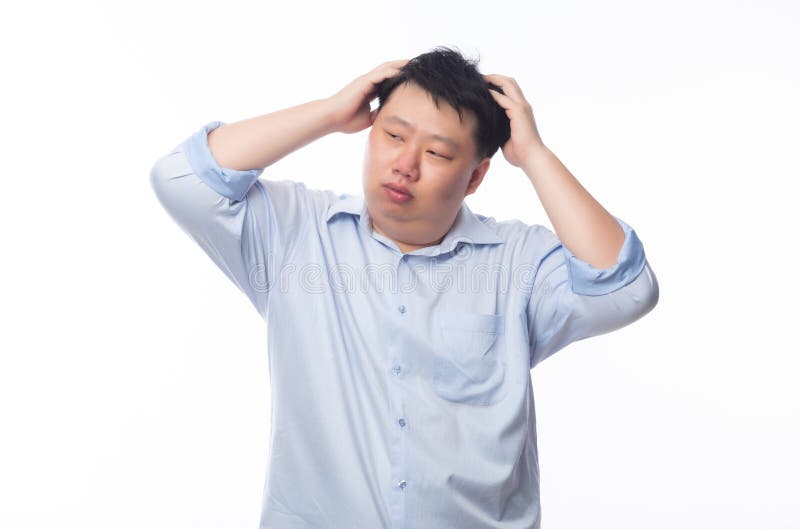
1, 0, 798, 527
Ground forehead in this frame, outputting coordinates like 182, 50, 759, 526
381, 83, 477, 142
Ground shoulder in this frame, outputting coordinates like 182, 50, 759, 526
256, 179, 344, 218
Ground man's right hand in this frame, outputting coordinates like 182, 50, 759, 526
325, 59, 410, 134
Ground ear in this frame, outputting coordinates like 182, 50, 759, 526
465, 157, 491, 197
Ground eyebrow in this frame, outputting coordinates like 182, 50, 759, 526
384, 115, 459, 151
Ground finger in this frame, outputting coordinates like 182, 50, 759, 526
383, 58, 410, 70
484, 74, 525, 99
483, 73, 511, 82
484, 73, 516, 83
487, 78, 525, 105
488, 87, 513, 109
366, 66, 404, 89
369, 59, 409, 84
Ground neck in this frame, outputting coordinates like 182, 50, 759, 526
371, 221, 443, 254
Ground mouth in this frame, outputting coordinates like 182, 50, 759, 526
383, 184, 414, 203
384, 183, 413, 198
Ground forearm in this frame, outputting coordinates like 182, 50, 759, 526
521, 144, 625, 270
207, 98, 338, 171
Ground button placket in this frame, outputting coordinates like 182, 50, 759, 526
390, 258, 411, 507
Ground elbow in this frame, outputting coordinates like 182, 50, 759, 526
633, 260, 659, 319
607, 259, 659, 327
644, 260, 659, 309
149, 150, 187, 212
149, 154, 170, 203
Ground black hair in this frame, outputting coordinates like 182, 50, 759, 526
375, 45, 510, 162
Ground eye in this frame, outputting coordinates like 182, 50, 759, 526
385, 131, 451, 160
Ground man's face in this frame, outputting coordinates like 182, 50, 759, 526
362, 81, 491, 252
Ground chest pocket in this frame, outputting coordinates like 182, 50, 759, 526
432, 311, 507, 406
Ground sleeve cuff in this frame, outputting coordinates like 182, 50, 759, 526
562, 216, 647, 296
181, 120, 264, 202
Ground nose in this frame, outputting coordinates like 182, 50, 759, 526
392, 143, 421, 181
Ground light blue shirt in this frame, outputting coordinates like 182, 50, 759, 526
150, 121, 659, 529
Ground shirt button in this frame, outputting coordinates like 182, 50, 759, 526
398, 480, 407, 490
392, 365, 402, 376
398, 418, 407, 427
398, 304, 406, 314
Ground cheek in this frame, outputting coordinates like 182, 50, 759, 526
363, 137, 381, 169
443, 173, 472, 200
365, 136, 385, 166
363, 141, 387, 188
424, 178, 460, 203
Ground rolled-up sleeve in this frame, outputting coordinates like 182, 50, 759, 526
149, 121, 311, 320
526, 216, 659, 369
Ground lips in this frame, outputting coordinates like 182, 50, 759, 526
383, 185, 414, 203
384, 183, 413, 197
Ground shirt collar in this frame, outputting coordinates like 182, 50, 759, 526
325, 194, 504, 255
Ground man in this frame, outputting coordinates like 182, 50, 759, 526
150, 47, 659, 529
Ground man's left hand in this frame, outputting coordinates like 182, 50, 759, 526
484, 73, 545, 168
